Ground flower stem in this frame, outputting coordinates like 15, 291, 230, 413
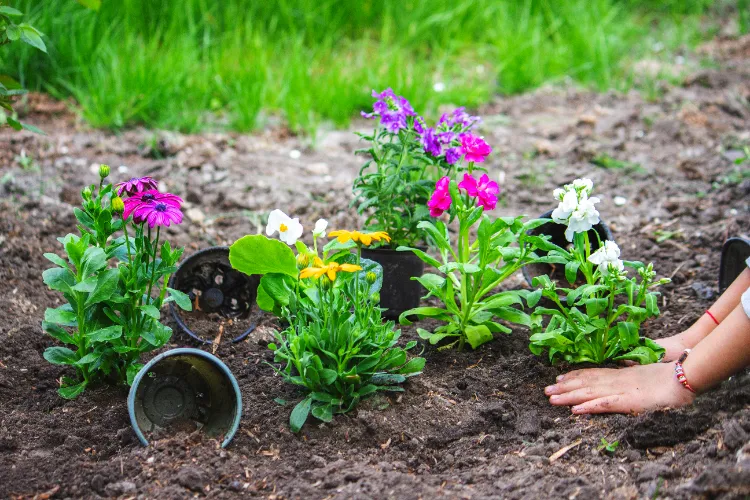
146, 227, 161, 306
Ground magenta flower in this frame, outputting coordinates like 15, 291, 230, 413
116, 176, 158, 197
459, 134, 492, 163
458, 173, 500, 211
427, 176, 452, 217
123, 190, 183, 221
135, 201, 184, 228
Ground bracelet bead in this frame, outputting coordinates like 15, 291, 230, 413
674, 349, 696, 394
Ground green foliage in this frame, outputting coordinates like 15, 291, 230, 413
529, 242, 668, 365
400, 183, 555, 350
41, 172, 190, 398
1, 0, 715, 134
0, 3, 45, 132
597, 437, 620, 453
229, 228, 424, 432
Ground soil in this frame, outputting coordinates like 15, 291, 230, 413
1, 33, 750, 499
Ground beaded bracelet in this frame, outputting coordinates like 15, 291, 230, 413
705, 309, 720, 326
674, 349, 696, 394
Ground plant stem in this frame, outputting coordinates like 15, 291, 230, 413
145, 226, 161, 306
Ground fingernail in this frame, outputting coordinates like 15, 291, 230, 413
571, 405, 581, 413
545, 385, 557, 395
549, 395, 559, 402
556, 375, 565, 382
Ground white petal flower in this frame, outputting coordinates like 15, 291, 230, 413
266, 209, 304, 245
565, 194, 600, 241
553, 188, 565, 201
312, 218, 328, 237
572, 178, 594, 194
589, 241, 624, 276
551, 189, 579, 224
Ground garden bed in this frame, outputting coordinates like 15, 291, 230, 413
1, 36, 750, 498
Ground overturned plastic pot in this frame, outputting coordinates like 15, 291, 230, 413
169, 246, 259, 344
522, 209, 615, 286
361, 247, 425, 320
719, 237, 750, 293
128, 348, 242, 448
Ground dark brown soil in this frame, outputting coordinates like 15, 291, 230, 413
1, 34, 750, 499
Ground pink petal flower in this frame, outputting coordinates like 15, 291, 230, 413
460, 134, 492, 163
427, 176, 452, 217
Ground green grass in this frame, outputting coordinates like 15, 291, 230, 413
0, 0, 723, 135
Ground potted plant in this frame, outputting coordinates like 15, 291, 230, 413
229, 210, 424, 432
353, 88, 480, 317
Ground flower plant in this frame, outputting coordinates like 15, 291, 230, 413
352, 89, 480, 247
399, 149, 559, 349
528, 179, 668, 364
229, 211, 424, 432
41, 167, 191, 398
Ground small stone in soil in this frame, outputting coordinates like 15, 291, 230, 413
637, 463, 673, 482
177, 466, 208, 492
105, 480, 137, 496
691, 282, 716, 300
722, 419, 749, 450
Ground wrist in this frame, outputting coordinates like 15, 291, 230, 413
668, 360, 697, 405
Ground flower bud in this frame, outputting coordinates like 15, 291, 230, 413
98, 164, 110, 179
365, 271, 377, 284
111, 196, 125, 214
371, 292, 381, 304
319, 275, 333, 290
82, 186, 93, 200
296, 253, 312, 269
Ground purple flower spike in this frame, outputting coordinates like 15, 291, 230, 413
445, 147, 462, 165
116, 176, 158, 197
421, 128, 442, 157
363, 88, 417, 133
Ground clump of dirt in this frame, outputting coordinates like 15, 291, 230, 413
1, 33, 750, 499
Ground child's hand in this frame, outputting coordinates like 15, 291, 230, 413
544, 362, 695, 414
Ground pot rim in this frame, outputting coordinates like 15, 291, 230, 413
127, 347, 242, 448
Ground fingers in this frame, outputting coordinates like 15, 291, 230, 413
545, 368, 616, 396
570, 395, 642, 415
549, 386, 618, 406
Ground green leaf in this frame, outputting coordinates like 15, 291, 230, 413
18, 24, 47, 53
229, 235, 298, 278
0, 7, 23, 16
397, 246, 441, 269
75, 352, 102, 366
81, 246, 106, 278
260, 273, 295, 306
72, 276, 97, 292
370, 373, 406, 385
645, 293, 659, 316
59, 381, 87, 399
85, 268, 119, 307
617, 321, 639, 349
87, 325, 122, 343
140, 305, 161, 320
42, 321, 75, 345
21, 121, 45, 135
565, 261, 581, 285
398, 357, 426, 375
44, 306, 77, 327
77, 0, 102, 10
5, 24, 21, 41
256, 281, 275, 311
290, 397, 312, 433
398, 307, 451, 325
165, 287, 192, 311
311, 403, 333, 423
127, 363, 143, 385
43, 253, 68, 268
490, 307, 531, 327
140, 323, 171, 347
465, 324, 493, 349
585, 298, 608, 317
613, 346, 660, 364
43, 346, 78, 365
42, 267, 76, 292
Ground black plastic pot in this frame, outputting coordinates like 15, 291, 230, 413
361, 247, 425, 319
522, 209, 615, 286
169, 246, 259, 344
719, 237, 750, 293
128, 348, 242, 448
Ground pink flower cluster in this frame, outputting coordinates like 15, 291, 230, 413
117, 176, 184, 228
427, 173, 500, 217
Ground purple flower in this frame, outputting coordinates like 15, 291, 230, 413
362, 88, 416, 133
123, 189, 183, 221
381, 111, 407, 133
414, 117, 426, 135
445, 147, 462, 165
438, 107, 480, 130
116, 176, 158, 197
421, 127, 442, 157
135, 201, 184, 228
438, 131, 456, 145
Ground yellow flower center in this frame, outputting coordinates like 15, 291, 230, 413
280, 223, 288, 233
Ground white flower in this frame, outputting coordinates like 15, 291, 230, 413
572, 178, 593, 195
564, 193, 600, 241
588, 241, 624, 276
266, 209, 303, 245
312, 218, 328, 237
551, 189, 578, 224
553, 188, 565, 201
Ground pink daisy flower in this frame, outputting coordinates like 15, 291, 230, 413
116, 176, 159, 197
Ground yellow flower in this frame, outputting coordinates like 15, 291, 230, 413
327, 230, 391, 247
299, 260, 362, 281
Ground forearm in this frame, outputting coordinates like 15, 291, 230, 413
681, 302, 750, 392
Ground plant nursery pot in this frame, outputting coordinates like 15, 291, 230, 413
128, 348, 242, 448
522, 209, 615, 286
361, 247, 425, 320
169, 246, 260, 344
719, 237, 750, 293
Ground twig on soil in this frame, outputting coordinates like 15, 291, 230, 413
549, 439, 583, 463
212, 322, 224, 354
467, 357, 483, 369
32, 485, 60, 499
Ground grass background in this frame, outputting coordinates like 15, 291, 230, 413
0, 0, 733, 135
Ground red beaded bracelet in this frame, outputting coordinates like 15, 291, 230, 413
674, 349, 696, 393
705, 309, 720, 326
